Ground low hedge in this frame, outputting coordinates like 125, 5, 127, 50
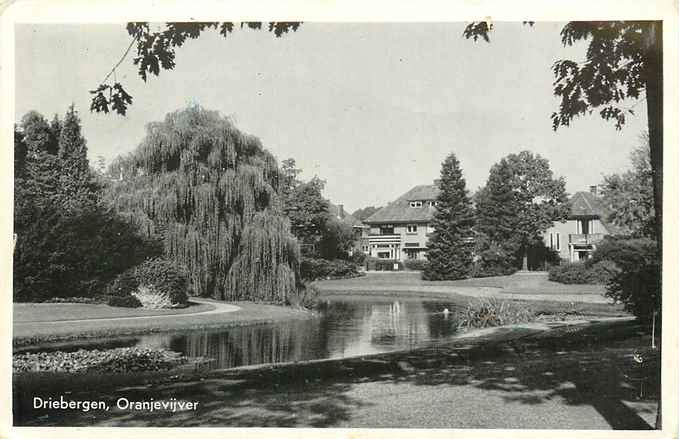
403, 259, 427, 271
366, 257, 403, 271
300, 257, 360, 281
548, 260, 618, 285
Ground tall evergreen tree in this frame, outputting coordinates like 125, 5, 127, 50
423, 153, 475, 280
58, 106, 91, 188
14, 109, 155, 302
474, 160, 523, 275
48, 113, 63, 155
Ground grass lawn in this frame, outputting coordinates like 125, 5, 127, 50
317, 271, 606, 295
13, 300, 314, 347
13, 301, 215, 323
316, 271, 626, 317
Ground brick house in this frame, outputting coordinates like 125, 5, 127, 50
362, 183, 440, 261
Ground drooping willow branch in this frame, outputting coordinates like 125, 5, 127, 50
109, 106, 301, 302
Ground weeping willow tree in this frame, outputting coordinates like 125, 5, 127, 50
109, 106, 300, 302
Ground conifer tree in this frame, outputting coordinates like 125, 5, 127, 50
20, 111, 52, 155
57, 105, 98, 213
474, 159, 523, 275
423, 153, 475, 280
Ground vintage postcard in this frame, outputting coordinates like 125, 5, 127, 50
1, 1, 677, 438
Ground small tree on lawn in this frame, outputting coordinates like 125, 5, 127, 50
423, 153, 475, 280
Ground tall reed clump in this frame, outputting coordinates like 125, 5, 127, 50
457, 297, 535, 330
108, 106, 300, 303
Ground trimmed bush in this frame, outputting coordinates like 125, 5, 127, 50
300, 257, 360, 281
107, 295, 142, 308
133, 258, 189, 306
132, 285, 175, 309
548, 260, 618, 284
106, 258, 189, 308
403, 259, 427, 271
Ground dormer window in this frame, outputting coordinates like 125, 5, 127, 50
409, 201, 423, 208
428, 200, 438, 207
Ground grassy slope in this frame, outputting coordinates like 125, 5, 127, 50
13, 301, 215, 323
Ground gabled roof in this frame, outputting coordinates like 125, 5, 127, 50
569, 191, 606, 217
569, 191, 626, 235
327, 202, 364, 227
363, 184, 440, 224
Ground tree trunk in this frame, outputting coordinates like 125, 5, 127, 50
644, 21, 663, 430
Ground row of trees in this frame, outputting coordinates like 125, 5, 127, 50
424, 151, 568, 280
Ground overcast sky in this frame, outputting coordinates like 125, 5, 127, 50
15, 23, 647, 212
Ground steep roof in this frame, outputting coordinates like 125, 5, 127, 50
569, 191, 626, 235
363, 184, 440, 224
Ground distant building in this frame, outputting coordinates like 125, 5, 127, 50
543, 186, 625, 262
327, 203, 368, 256
362, 182, 440, 261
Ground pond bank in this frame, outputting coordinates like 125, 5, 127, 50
13, 299, 314, 348
14, 317, 657, 429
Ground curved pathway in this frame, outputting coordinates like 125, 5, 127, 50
15, 298, 240, 325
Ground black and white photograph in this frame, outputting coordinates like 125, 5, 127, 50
3, 1, 678, 436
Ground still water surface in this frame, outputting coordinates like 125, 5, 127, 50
28, 298, 464, 370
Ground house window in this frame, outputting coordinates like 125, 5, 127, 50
379, 225, 394, 235
377, 251, 391, 259
428, 200, 438, 207
409, 201, 423, 208
556, 233, 560, 251
549, 233, 554, 249
406, 225, 418, 233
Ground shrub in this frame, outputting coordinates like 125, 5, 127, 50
593, 237, 660, 324
300, 257, 360, 281
133, 258, 189, 306
403, 259, 427, 271
471, 241, 518, 278
365, 257, 403, 271
108, 270, 140, 297
548, 260, 618, 284
105, 258, 189, 308
107, 295, 142, 308
133, 285, 176, 309
350, 251, 367, 265
457, 298, 535, 330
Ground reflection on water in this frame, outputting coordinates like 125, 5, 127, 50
28, 299, 462, 370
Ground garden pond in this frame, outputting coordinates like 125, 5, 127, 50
16, 297, 466, 371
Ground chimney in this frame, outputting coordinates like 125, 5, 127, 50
589, 185, 598, 196
337, 204, 344, 219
